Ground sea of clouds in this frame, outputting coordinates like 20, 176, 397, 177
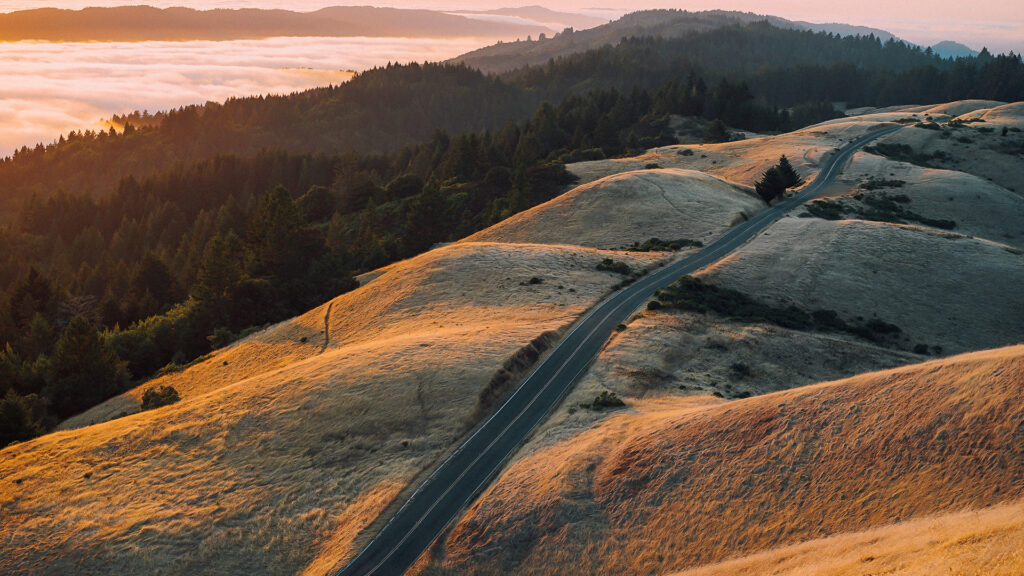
0, 36, 489, 155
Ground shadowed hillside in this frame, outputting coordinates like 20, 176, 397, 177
423, 345, 1024, 576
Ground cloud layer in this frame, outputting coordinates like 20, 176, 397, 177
0, 36, 488, 154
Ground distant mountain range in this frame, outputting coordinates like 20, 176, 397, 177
455, 5, 608, 32
0, 5, 552, 42
931, 40, 979, 59
450, 9, 980, 73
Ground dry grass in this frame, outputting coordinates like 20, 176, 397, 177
675, 497, 1024, 576
464, 169, 764, 249
423, 346, 1024, 576
867, 101, 1024, 194
697, 217, 1024, 354
833, 153, 1024, 248
9, 100, 1024, 576
567, 118, 893, 189
0, 242, 660, 575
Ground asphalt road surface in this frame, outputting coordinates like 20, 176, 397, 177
335, 124, 901, 576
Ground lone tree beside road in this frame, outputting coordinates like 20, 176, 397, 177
755, 155, 804, 203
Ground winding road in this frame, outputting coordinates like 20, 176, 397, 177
335, 124, 901, 576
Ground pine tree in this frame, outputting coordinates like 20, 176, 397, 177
755, 166, 788, 203
193, 232, 244, 305
0, 390, 44, 447
46, 317, 128, 419
776, 155, 804, 188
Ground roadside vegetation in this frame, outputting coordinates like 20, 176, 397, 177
651, 276, 906, 346
802, 193, 956, 230
626, 237, 704, 251
754, 155, 804, 203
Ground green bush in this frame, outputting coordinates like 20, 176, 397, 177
628, 237, 703, 252
656, 276, 905, 345
596, 258, 632, 275
729, 362, 751, 379
860, 177, 906, 190
141, 385, 181, 411
582, 390, 626, 411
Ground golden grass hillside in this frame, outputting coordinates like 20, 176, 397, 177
0, 242, 662, 575
420, 345, 1024, 576
463, 169, 764, 249
674, 498, 1024, 576
868, 102, 1024, 194
567, 118, 893, 188
697, 216, 1024, 353
833, 152, 1024, 248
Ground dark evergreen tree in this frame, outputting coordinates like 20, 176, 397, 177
0, 390, 44, 447
703, 119, 730, 143
777, 155, 804, 188
45, 316, 128, 419
755, 166, 788, 203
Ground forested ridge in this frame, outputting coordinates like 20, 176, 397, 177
2, 18, 1024, 445
3, 21, 1022, 208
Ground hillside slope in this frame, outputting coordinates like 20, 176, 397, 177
674, 498, 1024, 576
697, 217, 1024, 354
463, 169, 763, 249
422, 346, 1024, 576
451, 9, 898, 74
0, 242, 662, 575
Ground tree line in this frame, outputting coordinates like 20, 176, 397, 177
3, 22, 1022, 210
0, 83, 697, 445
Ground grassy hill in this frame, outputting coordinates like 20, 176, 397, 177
422, 345, 1024, 575
2, 102, 1023, 575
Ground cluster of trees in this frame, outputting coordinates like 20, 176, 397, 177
755, 155, 804, 202
0, 84, 695, 445
3, 20, 1023, 444
5, 22, 1023, 213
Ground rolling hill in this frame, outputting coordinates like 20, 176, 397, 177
423, 345, 1024, 576
450, 9, 900, 74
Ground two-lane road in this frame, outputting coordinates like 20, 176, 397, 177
335, 124, 901, 576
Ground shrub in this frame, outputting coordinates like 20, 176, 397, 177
140, 385, 180, 411
528, 276, 543, 285
645, 163, 662, 169
596, 258, 632, 275
657, 276, 905, 346
860, 177, 906, 190
729, 362, 751, 379
628, 237, 703, 251
583, 391, 626, 410
703, 119, 730, 143
805, 199, 845, 220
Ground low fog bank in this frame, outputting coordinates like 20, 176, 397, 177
1, 36, 487, 155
